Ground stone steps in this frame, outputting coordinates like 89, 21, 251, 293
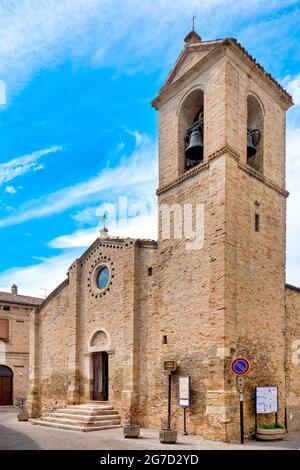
31, 403, 122, 432
54, 407, 116, 416
51, 412, 119, 421
30, 420, 122, 432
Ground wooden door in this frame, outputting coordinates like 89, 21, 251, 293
93, 352, 108, 401
0, 376, 13, 405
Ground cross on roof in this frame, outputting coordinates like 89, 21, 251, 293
192, 15, 196, 30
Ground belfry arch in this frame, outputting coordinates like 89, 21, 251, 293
178, 87, 204, 173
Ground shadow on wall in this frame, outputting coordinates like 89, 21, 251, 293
0, 423, 40, 450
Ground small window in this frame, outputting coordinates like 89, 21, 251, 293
3, 306, 10, 311
255, 214, 260, 232
162, 335, 168, 345
0, 318, 9, 341
148, 267, 153, 276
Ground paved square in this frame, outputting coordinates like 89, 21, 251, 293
1, 408, 299, 450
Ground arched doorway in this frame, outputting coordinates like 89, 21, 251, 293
93, 352, 108, 401
0, 365, 13, 405
88, 330, 110, 401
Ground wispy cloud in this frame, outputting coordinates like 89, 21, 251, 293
49, 212, 157, 249
0, 133, 157, 227
0, 0, 297, 94
0, 146, 62, 186
5, 185, 17, 194
284, 74, 300, 106
0, 250, 81, 297
286, 127, 300, 286
0, 211, 157, 297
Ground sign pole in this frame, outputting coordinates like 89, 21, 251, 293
239, 391, 244, 445
178, 375, 191, 436
168, 372, 172, 430
164, 361, 177, 431
183, 408, 188, 435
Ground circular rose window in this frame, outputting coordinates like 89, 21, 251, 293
96, 266, 110, 290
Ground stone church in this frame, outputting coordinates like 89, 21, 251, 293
26, 30, 300, 442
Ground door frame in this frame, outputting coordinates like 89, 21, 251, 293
92, 351, 108, 401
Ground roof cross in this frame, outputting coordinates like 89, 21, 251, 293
192, 15, 196, 30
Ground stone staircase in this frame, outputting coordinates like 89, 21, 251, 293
31, 403, 122, 432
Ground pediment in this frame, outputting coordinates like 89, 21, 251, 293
157, 40, 224, 99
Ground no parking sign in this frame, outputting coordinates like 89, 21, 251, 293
230, 357, 251, 376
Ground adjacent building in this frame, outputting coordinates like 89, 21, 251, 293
0, 285, 42, 406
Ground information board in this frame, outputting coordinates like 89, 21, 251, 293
178, 376, 190, 407
256, 386, 278, 414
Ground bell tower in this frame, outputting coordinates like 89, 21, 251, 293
151, 31, 293, 441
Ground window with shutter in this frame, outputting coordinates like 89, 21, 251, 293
0, 318, 9, 341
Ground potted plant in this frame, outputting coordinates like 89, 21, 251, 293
256, 423, 285, 441
159, 417, 177, 444
123, 408, 140, 438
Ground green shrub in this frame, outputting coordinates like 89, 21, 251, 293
259, 423, 284, 430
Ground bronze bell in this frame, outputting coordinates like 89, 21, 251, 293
247, 130, 257, 158
185, 129, 203, 162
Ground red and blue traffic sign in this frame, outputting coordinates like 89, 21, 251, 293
230, 357, 251, 376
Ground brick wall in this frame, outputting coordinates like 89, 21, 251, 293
0, 303, 31, 404
286, 286, 300, 431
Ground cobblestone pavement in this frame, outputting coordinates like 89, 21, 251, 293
0, 408, 299, 450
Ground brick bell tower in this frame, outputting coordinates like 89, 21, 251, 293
151, 30, 293, 441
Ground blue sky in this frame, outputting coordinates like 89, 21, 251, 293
0, 0, 299, 297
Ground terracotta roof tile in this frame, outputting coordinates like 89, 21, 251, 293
0, 291, 43, 307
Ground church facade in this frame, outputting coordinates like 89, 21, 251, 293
27, 31, 300, 442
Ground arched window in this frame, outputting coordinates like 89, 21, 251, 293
247, 95, 264, 172
178, 89, 204, 173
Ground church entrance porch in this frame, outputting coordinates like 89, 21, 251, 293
92, 352, 108, 401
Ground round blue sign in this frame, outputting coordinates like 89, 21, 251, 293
231, 357, 251, 376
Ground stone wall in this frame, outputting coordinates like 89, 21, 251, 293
34, 283, 70, 415
286, 285, 300, 431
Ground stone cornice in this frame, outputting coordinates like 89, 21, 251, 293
157, 146, 288, 198
237, 161, 289, 198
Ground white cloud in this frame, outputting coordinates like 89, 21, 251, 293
0, 0, 296, 94
5, 185, 17, 194
0, 211, 157, 297
283, 74, 300, 106
0, 80, 6, 105
286, 127, 300, 285
0, 133, 157, 228
0, 250, 81, 298
49, 211, 157, 249
0, 146, 62, 186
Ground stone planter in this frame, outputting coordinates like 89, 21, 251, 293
17, 411, 29, 422
256, 428, 285, 441
123, 424, 140, 438
159, 429, 177, 444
